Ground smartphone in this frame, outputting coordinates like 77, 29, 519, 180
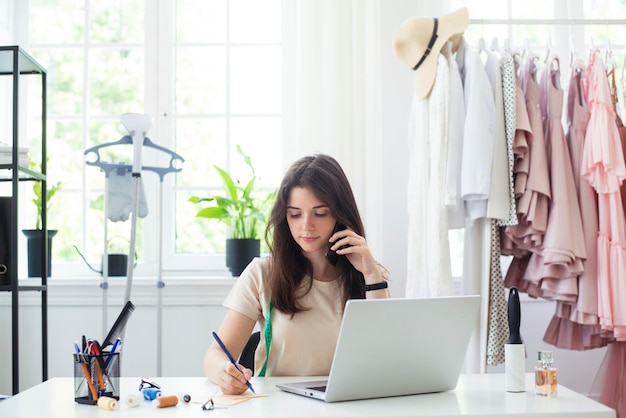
326, 223, 346, 266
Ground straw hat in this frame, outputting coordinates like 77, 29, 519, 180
392, 7, 469, 99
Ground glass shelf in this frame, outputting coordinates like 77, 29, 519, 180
0, 46, 46, 75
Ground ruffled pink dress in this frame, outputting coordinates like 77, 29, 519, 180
582, 51, 626, 418
581, 49, 626, 339
503, 56, 550, 254
543, 60, 608, 351
502, 56, 551, 292
523, 56, 585, 301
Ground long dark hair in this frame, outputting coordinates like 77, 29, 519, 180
265, 154, 366, 315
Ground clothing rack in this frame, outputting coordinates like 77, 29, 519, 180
470, 18, 626, 25
84, 125, 184, 376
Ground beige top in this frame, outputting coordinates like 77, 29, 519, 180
223, 256, 344, 376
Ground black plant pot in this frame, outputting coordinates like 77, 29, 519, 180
22, 229, 57, 278
226, 239, 260, 277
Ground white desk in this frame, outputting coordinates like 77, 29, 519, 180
0, 374, 614, 418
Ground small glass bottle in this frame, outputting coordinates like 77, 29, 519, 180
535, 350, 557, 397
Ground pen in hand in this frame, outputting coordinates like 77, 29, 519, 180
212, 332, 256, 393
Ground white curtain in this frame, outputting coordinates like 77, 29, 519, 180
283, 0, 384, 255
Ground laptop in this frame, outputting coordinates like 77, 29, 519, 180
276, 295, 480, 402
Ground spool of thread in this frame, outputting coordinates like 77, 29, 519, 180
125, 392, 143, 407
97, 396, 118, 411
142, 387, 162, 400
178, 392, 191, 403
153, 395, 179, 408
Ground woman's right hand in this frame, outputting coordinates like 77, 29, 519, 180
203, 309, 257, 393
216, 360, 254, 395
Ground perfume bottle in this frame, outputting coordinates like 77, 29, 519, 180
535, 350, 557, 397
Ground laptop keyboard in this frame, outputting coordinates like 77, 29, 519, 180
306, 385, 327, 392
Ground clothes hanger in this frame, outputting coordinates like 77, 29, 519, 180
572, 52, 583, 74
522, 38, 531, 61
588, 36, 596, 64
503, 37, 512, 53
504, 38, 523, 69
477, 37, 489, 64
541, 33, 560, 90
605, 39, 617, 72
491, 36, 502, 54
550, 56, 561, 90
449, 33, 464, 54
478, 37, 486, 51
569, 32, 576, 69
544, 34, 553, 64
619, 46, 626, 123
621, 46, 626, 83
84, 135, 185, 181
519, 38, 540, 86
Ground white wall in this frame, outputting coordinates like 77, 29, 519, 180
0, 278, 233, 395
0, 0, 13, 44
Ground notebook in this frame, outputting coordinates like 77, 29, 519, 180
276, 295, 480, 402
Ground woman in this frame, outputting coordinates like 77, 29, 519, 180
203, 154, 389, 395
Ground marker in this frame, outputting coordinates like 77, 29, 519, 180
110, 338, 122, 354
105, 338, 123, 369
211, 332, 256, 393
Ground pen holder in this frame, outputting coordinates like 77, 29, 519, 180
73, 352, 120, 405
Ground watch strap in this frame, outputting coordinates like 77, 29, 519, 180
364, 281, 388, 291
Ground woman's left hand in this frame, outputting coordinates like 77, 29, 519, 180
329, 228, 381, 280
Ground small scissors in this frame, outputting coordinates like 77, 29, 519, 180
201, 390, 219, 411
139, 376, 161, 391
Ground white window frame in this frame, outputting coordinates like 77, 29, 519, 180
16, 0, 287, 278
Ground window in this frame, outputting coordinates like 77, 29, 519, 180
24, 0, 283, 276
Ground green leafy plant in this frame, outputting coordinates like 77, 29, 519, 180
189, 145, 275, 239
29, 159, 62, 230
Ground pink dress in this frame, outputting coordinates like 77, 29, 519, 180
543, 60, 608, 351
504, 56, 550, 252
511, 57, 531, 199
503, 56, 552, 292
523, 56, 585, 301
582, 50, 626, 340
609, 67, 626, 218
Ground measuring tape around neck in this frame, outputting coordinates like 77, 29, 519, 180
258, 300, 273, 377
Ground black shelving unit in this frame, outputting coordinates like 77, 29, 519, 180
0, 45, 48, 395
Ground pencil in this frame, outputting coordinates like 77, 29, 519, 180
212, 332, 256, 393
80, 361, 99, 400
95, 360, 106, 395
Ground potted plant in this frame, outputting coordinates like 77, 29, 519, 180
189, 145, 275, 276
22, 159, 62, 277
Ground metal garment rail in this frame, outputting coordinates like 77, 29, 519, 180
470, 18, 626, 25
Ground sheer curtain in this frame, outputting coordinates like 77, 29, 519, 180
283, 0, 384, 255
